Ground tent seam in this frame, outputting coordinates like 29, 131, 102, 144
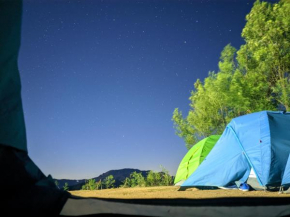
227, 126, 264, 186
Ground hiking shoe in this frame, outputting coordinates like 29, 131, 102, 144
218, 184, 238, 190
239, 183, 250, 191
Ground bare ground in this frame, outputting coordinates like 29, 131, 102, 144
70, 186, 290, 199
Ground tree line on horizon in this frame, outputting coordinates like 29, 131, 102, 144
80, 166, 173, 190
54, 166, 174, 191
173, 0, 290, 149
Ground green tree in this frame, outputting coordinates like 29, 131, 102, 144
81, 183, 88, 190
121, 177, 132, 188
82, 179, 102, 190
82, 180, 89, 190
146, 170, 162, 186
96, 179, 102, 190
120, 168, 172, 188
237, 0, 290, 110
130, 172, 146, 187
173, 45, 247, 149
172, 108, 197, 150
145, 166, 173, 186
103, 175, 115, 189
88, 179, 97, 190
121, 172, 146, 188
173, 0, 290, 149
160, 165, 173, 186
63, 182, 69, 191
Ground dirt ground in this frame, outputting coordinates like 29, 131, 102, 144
70, 186, 290, 199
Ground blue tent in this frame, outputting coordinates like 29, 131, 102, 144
182, 111, 290, 189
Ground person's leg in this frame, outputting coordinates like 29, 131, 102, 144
0, 146, 70, 216
0, 1, 70, 215
0, 0, 27, 152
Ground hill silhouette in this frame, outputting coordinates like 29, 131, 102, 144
55, 168, 149, 190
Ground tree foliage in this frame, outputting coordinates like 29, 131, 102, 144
173, 44, 250, 148
63, 182, 69, 191
237, 0, 290, 110
121, 166, 173, 188
82, 179, 100, 190
103, 175, 115, 189
121, 171, 146, 188
146, 170, 162, 187
173, 0, 290, 149
82, 176, 115, 190
160, 166, 174, 186
88, 179, 102, 190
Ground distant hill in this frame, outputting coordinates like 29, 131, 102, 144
54, 168, 149, 190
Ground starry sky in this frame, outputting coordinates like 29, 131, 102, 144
18, 0, 277, 180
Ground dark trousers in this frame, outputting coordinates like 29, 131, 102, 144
0, 146, 70, 216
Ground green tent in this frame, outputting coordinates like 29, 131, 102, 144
174, 135, 221, 185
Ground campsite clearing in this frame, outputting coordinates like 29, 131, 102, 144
70, 186, 290, 199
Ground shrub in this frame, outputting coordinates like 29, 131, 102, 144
121, 166, 173, 188
82, 179, 102, 190
103, 175, 115, 189
63, 182, 69, 191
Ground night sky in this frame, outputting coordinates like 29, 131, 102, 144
18, 0, 277, 180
